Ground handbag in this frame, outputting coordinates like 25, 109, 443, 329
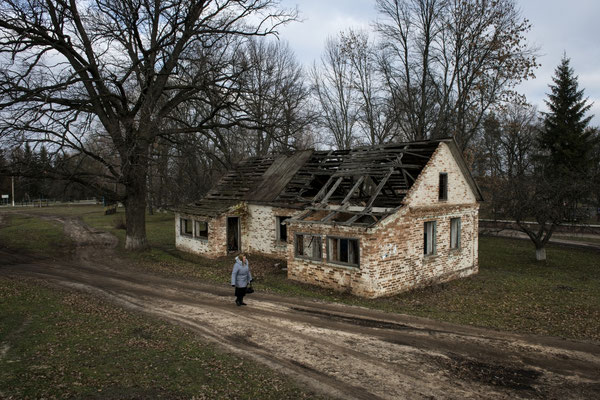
246, 283, 254, 294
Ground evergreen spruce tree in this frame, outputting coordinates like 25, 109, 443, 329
539, 56, 594, 178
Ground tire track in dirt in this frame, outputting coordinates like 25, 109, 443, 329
1, 215, 599, 399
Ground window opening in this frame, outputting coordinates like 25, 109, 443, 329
450, 218, 461, 249
180, 218, 193, 236
424, 221, 436, 255
277, 216, 290, 242
195, 220, 208, 240
327, 237, 359, 266
439, 173, 448, 201
295, 234, 322, 260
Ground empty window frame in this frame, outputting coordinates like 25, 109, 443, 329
439, 173, 448, 201
194, 220, 209, 240
450, 218, 461, 249
294, 233, 322, 261
180, 218, 193, 236
424, 221, 437, 255
276, 216, 291, 243
327, 237, 360, 267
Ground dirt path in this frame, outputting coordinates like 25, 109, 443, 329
1, 216, 599, 399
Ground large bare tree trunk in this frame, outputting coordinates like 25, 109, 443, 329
124, 160, 149, 251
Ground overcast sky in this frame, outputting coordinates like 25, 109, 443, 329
277, 0, 600, 126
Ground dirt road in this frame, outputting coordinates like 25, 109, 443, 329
1, 216, 599, 399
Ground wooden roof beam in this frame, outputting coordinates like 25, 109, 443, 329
341, 175, 366, 205
363, 168, 394, 212
311, 175, 335, 204
320, 211, 337, 222
319, 176, 344, 206
345, 213, 363, 224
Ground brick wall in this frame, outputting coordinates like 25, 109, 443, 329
286, 142, 480, 298
175, 212, 228, 258
403, 142, 477, 207
286, 223, 377, 297
176, 204, 302, 259
244, 205, 300, 258
362, 204, 479, 297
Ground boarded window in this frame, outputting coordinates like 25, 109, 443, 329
180, 218, 193, 236
424, 221, 436, 255
295, 234, 322, 261
439, 173, 448, 201
194, 220, 209, 240
276, 216, 290, 242
450, 218, 461, 249
327, 237, 359, 267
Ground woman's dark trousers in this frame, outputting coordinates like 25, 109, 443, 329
235, 286, 247, 305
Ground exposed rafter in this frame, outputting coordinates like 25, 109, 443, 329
176, 138, 481, 227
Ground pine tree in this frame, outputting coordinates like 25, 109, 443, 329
539, 56, 594, 177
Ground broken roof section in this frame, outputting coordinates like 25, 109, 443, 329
176, 150, 314, 217
178, 138, 483, 227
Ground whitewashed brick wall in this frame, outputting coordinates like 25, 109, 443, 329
175, 212, 228, 258
176, 204, 301, 259
245, 204, 300, 257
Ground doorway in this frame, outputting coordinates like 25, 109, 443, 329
227, 216, 240, 253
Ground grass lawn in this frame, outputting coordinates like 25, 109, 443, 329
0, 213, 73, 258
0, 277, 323, 399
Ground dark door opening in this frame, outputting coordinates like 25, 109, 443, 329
227, 217, 240, 253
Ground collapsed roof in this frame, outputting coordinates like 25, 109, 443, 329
177, 138, 483, 227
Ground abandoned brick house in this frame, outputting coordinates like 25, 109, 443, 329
175, 138, 483, 298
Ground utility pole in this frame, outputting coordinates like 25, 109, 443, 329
11, 176, 15, 206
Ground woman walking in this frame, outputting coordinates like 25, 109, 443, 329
231, 254, 252, 306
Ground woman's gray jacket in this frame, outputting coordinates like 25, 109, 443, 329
231, 257, 252, 288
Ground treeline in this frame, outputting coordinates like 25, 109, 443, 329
0, 37, 316, 207
0, 144, 95, 202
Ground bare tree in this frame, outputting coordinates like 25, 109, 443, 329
235, 38, 315, 155
311, 35, 360, 150
0, 0, 296, 250
375, 0, 537, 149
339, 29, 397, 145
